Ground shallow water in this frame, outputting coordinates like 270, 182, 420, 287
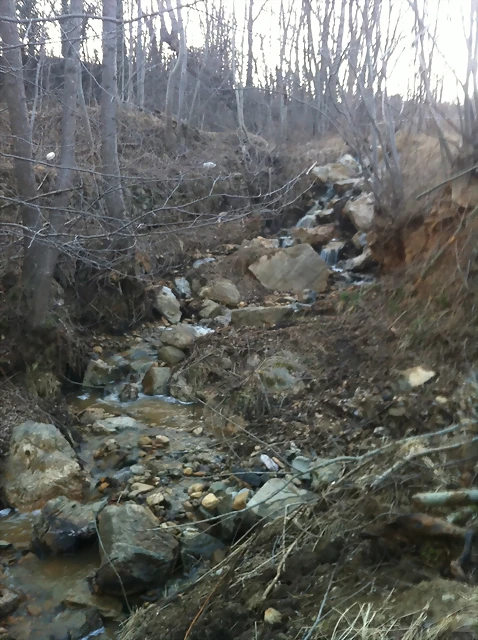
0, 388, 213, 639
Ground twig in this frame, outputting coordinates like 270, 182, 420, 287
262, 537, 300, 600
416, 164, 478, 200
302, 563, 338, 640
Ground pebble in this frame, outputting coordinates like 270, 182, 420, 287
188, 483, 206, 495
131, 482, 155, 494
232, 489, 250, 511
192, 427, 204, 436
27, 604, 42, 616
201, 493, 220, 510
183, 467, 193, 476
138, 436, 153, 447
264, 608, 282, 625
155, 435, 170, 447
189, 491, 203, 500
146, 491, 165, 507
92, 346, 103, 354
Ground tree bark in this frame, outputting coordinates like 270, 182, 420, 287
0, 0, 55, 327
101, 0, 128, 241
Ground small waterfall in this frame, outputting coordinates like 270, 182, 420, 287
295, 213, 318, 229
320, 241, 346, 266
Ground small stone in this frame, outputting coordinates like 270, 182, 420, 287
138, 435, 153, 447
0, 541, 12, 550
188, 483, 206, 496
232, 489, 250, 511
183, 467, 193, 476
201, 493, 220, 510
192, 427, 204, 437
27, 604, 42, 616
155, 435, 170, 447
98, 482, 109, 492
92, 345, 103, 354
146, 492, 165, 507
0, 589, 21, 617
189, 491, 203, 500
130, 483, 155, 494
264, 608, 282, 625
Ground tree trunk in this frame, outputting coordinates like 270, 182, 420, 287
0, 0, 56, 327
136, 0, 145, 108
101, 0, 128, 242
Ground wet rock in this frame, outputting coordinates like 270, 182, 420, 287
320, 240, 346, 266
94, 503, 179, 595
142, 365, 172, 395
199, 299, 223, 319
63, 581, 123, 619
170, 373, 195, 402
249, 243, 329, 293
311, 458, 343, 490
247, 478, 314, 521
180, 529, 226, 572
157, 345, 186, 365
343, 247, 375, 271
32, 496, 107, 555
1, 421, 85, 512
174, 276, 192, 298
82, 358, 124, 389
344, 193, 375, 231
161, 324, 198, 350
49, 608, 103, 640
258, 352, 306, 394
295, 213, 319, 229
199, 278, 241, 307
352, 231, 367, 250
333, 178, 361, 195
231, 305, 294, 328
153, 286, 181, 324
119, 382, 140, 402
0, 588, 21, 617
291, 223, 336, 248
92, 416, 143, 434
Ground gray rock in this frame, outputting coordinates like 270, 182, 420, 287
170, 374, 195, 402
199, 278, 241, 307
153, 286, 181, 324
142, 365, 172, 395
180, 529, 225, 572
92, 416, 143, 434
344, 193, 375, 232
1, 422, 85, 511
291, 456, 312, 481
247, 478, 314, 521
82, 358, 122, 388
193, 257, 215, 269
161, 324, 198, 350
320, 241, 346, 266
333, 178, 361, 195
249, 243, 329, 293
199, 299, 223, 319
32, 496, 107, 555
118, 382, 140, 403
94, 503, 179, 595
63, 581, 123, 619
230, 305, 294, 328
174, 277, 192, 298
0, 588, 21, 617
343, 247, 375, 271
49, 608, 103, 640
158, 345, 186, 366
291, 224, 336, 248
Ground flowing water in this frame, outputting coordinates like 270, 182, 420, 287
0, 381, 217, 639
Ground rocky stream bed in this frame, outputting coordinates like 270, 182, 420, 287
0, 153, 476, 640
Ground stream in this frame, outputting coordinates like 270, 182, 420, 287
0, 356, 220, 640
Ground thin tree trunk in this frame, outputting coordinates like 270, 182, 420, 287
0, 0, 55, 327
136, 0, 145, 108
101, 0, 128, 241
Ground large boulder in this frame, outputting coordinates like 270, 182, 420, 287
1, 421, 85, 511
153, 286, 181, 324
94, 503, 179, 595
82, 357, 128, 388
343, 247, 375, 271
344, 193, 375, 231
158, 345, 186, 366
142, 364, 172, 395
231, 305, 294, 328
199, 278, 241, 307
291, 223, 336, 248
32, 496, 107, 555
248, 243, 329, 293
160, 324, 198, 350
312, 154, 361, 183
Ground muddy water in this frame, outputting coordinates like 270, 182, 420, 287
0, 389, 215, 639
